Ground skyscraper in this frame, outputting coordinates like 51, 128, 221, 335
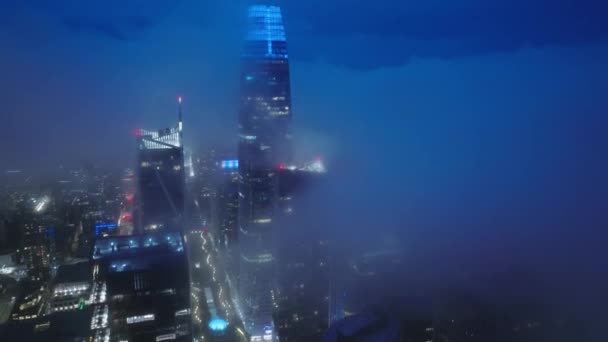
136, 100, 185, 232
22, 195, 54, 282
237, 5, 293, 339
91, 232, 191, 341
218, 159, 239, 248
88, 102, 192, 341
274, 161, 330, 342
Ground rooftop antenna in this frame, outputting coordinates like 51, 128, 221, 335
177, 96, 184, 148
178, 96, 183, 132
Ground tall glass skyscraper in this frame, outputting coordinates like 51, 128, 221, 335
136, 122, 185, 233
238, 5, 293, 340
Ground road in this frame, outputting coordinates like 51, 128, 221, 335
188, 229, 247, 342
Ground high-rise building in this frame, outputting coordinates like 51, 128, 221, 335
216, 159, 240, 288
218, 159, 239, 249
136, 101, 185, 232
237, 4, 293, 339
22, 195, 54, 282
23, 222, 52, 282
99, 99, 193, 341
191, 148, 218, 232
274, 161, 330, 342
0, 214, 8, 252
91, 232, 191, 341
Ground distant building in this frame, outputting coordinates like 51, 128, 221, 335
2, 308, 94, 340
48, 261, 92, 314
0, 215, 8, 252
190, 148, 219, 233
136, 123, 185, 233
21, 195, 54, 282
218, 159, 239, 248
274, 162, 330, 342
329, 245, 404, 325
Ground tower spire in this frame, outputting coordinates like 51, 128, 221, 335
178, 96, 183, 130
177, 96, 183, 147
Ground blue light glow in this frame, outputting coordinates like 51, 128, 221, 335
92, 232, 184, 259
246, 6, 286, 42
95, 223, 117, 229
95, 223, 117, 236
244, 5, 288, 59
208, 318, 228, 331
221, 160, 239, 169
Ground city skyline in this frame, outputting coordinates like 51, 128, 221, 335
1, 1, 608, 341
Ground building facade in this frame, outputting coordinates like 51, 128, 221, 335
237, 5, 293, 339
136, 124, 185, 233
91, 232, 191, 341
274, 163, 330, 342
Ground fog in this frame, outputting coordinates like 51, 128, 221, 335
1, 0, 608, 340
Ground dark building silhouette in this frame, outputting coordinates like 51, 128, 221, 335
218, 159, 239, 248
21, 195, 55, 282
136, 103, 185, 233
91, 232, 191, 341
274, 161, 330, 342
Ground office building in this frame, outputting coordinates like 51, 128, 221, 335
218, 159, 239, 249
22, 195, 54, 282
237, 5, 293, 339
91, 232, 191, 341
274, 161, 330, 342
136, 100, 185, 232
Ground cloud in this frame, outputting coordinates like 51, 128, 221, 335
63, 16, 127, 41
0, 0, 181, 41
282, 0, 608, 69
62, 15, 157, 41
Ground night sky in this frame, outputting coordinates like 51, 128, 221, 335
2, 0, 608, 322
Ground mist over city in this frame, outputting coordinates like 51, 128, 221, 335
1, 1, 607, 341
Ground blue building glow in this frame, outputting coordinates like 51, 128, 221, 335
209, 318, 228, 332
221, 160, 239, 169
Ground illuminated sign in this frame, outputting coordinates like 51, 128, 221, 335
95, 223, 117, 236
221, 160, 239, 169
95, 223, 117, 229
127, 313, 154, 324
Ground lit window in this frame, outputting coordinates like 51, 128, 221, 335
126, 313, 155, 324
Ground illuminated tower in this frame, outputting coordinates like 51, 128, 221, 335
237, 4, 292, 339
136, 99, 185, 232
22, 195, 53, 282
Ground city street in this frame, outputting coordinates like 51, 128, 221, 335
188, 228, 247, 342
